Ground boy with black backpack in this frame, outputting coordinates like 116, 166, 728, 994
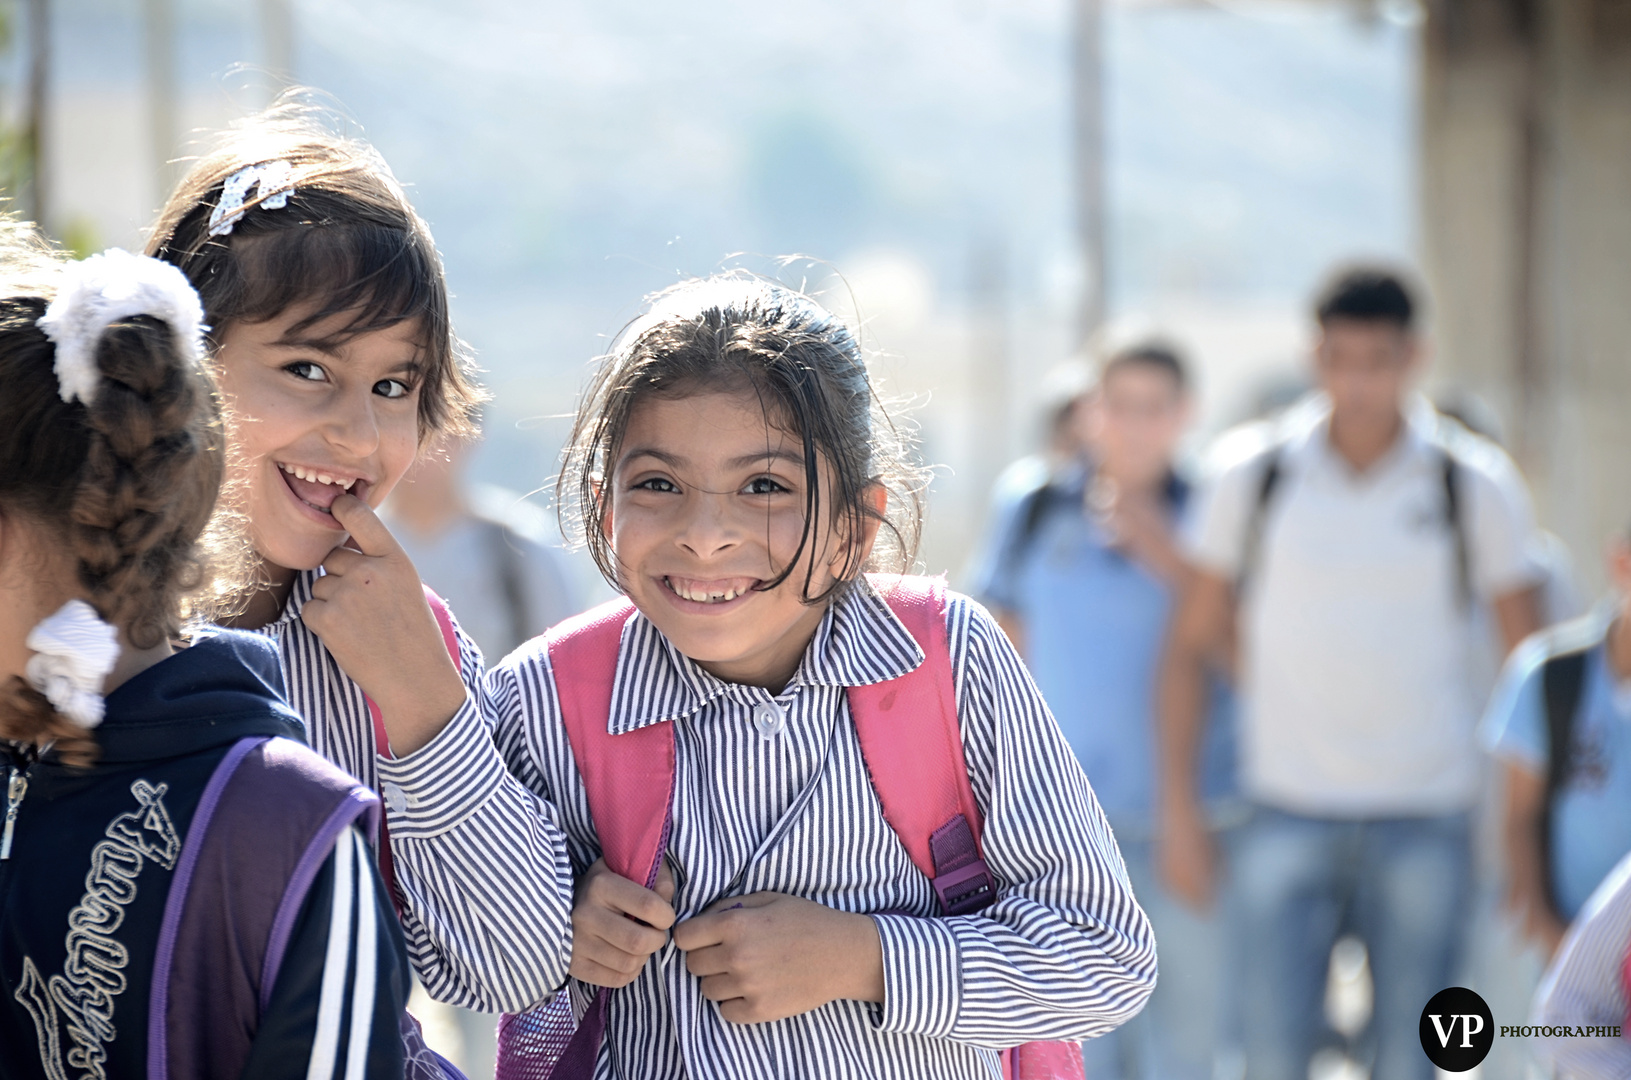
1159, 267, 1547, 1080
974, 341, 1238, 1080
1482, 526, 1631, 954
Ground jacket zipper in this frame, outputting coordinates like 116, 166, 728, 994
1, 765, 26, 860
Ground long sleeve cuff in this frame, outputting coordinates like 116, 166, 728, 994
869, 914, 963, 1039
375, 696, 505, 837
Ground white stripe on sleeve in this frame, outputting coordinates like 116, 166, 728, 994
343, 829, 379, 1080
307, 827, 356, 1080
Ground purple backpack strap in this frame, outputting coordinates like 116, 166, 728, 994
148, 735, 381, 1080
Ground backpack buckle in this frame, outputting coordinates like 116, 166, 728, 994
933, 860, 995, 916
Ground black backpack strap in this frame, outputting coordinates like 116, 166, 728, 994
1236, 450, 1282, 594
1441, 452, 1473, 609
1542, 648, 1588, 800
1010, 479, 1064, 564
483, 518, 533, 655
1539, 647, 1589, 910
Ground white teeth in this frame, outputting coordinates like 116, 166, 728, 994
279, 463, 357, 489
668, 579, 747, 604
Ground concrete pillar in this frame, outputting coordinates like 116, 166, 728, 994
1422, 0, 1631, 591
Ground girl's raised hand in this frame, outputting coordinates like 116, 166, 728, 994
300, 493, 467, 756
570, 858, 677, 988
672, 892, 884, 1024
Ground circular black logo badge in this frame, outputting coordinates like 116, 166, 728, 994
1419, 987, 1494, 1072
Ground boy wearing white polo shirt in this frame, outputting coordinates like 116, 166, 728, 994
1158, 269, 1546, 1080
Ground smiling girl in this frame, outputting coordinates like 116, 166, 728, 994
488, 276, 1156, 1078
143, 100, 576, 1026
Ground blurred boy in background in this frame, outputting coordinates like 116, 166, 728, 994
1482, 525, 1631, 955
1159, 268, 1546, 1080
974, 342, 1239, 1080
386, 432, 581, 663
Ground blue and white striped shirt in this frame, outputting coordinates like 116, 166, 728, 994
488, 578, 1157, 1079
1532, 849, 1631, 1078
260, 569, 576, 1014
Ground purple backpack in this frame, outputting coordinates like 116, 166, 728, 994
146, 733, 462, 1080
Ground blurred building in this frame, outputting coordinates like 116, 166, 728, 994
1422, 0, 1631, 592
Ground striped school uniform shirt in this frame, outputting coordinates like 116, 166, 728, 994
1531, 849, 1631, 1078
488, 578, 1157, 1079
259, 568, 576, 1014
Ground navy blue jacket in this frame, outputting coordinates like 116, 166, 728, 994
0, 629, 408, 1080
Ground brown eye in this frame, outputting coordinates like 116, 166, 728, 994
285, 360, 328, 383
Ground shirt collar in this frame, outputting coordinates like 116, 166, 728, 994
603, 576, 926, 735
1289, 392, 1441, 475
264, 568, 320, 632
1594, 604, 1631, 717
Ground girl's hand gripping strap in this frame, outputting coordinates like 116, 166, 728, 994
365, 585, 462, 916
494, 596, 675, 1080
849, 574, 995, 916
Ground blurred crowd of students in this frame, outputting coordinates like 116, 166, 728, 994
966, 267, 1631, 1080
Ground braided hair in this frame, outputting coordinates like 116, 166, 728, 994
0, 226, 226, 766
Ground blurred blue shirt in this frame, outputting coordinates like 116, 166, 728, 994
1481, 608, 1631, 920
973, 460, 1238, 836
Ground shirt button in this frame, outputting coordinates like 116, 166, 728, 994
752, 702, 785, 739
383, 782, 409, 814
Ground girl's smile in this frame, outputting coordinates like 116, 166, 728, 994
659, 575, 761, 609
610, 389, 877, 692
215, 305, 423, 579
275, 461, 374, 523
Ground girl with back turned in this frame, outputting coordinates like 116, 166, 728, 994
0, 232, 407, 1078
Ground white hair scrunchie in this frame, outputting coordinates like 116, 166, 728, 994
36, 248, 207, 407
207, 160, 295, 237
24, 599, 120, 730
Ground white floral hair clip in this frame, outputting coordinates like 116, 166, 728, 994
207, 160, 295, 237
25, 599, 120, 730
36, 248, 207, 406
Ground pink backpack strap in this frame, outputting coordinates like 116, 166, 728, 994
849, 574, 995, 916
495, 597, 676, 1080
853, 575, 1081, 1080
547, 596, 676, 889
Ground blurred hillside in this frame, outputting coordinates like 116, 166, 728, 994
22, 0, 1416, 578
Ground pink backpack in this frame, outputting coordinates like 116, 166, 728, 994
494, 575, 1087, 1080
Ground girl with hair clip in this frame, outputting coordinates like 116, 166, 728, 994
0, 234, 408, 1079
144, 93, 578, 1046
487, 275, 1156, 1079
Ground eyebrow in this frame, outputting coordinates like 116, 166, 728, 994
271, 336, 425, 375
728, 449, 806, 470
620, 447, 807, 470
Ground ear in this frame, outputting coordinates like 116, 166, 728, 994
1606, 537, 1631, 596
831, 484, 888, 578
593, 480, 613, 543
1402, 332, 1426, 379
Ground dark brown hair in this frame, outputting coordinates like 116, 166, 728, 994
1315, 266, 1417, 331
560, 274, 927, 604
0, 227, 227, 766
1102, 340, 1189, 393
145, 92, 483, 442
